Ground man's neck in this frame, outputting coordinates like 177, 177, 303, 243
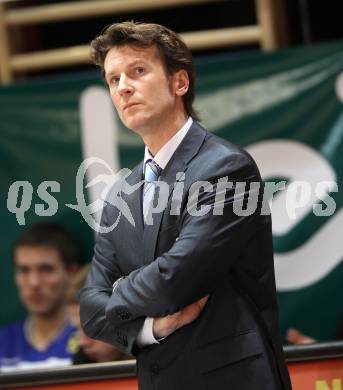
141, 111, 188, 156
27, 306, 68, 351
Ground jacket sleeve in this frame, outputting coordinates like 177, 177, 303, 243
79, 201, 144, 356
105, 153, 265, 328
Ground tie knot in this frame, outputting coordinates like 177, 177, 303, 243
144, 159, 162, 182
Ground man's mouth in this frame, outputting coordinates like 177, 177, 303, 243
123, 102, 140, 111
29, 295, 45, 304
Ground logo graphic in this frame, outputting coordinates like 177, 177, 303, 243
66, 157, 144, 233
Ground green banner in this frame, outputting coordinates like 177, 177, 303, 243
1, 40, 342, 342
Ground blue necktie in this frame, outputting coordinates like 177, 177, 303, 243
143, 159, 162, 224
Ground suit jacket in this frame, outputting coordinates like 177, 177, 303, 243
80, 122, 292, 390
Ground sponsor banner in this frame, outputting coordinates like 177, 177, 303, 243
289, 359, 343, 390
0, 40, 342, 340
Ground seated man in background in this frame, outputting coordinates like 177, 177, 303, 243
0, 222, 80, 372
66, 264, 129, 364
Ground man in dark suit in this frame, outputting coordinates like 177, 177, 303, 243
80, 22, 292, 390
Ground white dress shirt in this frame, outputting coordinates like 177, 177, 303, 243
136, 116, 193, 347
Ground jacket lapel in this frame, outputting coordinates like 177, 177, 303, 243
142, 122, 207, 264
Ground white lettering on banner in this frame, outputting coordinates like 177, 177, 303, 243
274, 207, 343, 291
247, 139, 341, 291
79, 86, 121, 227
247, 140, 337, 236
74, 86, 342, 291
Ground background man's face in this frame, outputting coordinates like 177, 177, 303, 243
14, 246, 70, 316
104, 44, 178, 133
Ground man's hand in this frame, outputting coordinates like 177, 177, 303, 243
153, 296, 209, 339
286, 328, 316, 345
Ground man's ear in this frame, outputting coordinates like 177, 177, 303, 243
174, 70, 189, 97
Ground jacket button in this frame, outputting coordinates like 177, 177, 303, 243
120, 310, 132, 320
116, 308, 132, 320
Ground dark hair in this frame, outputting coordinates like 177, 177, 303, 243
14, 222, 80, 268
90, 21, 199, 121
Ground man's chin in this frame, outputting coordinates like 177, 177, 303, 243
122, 115, 149, 134
27, 304, 55, 316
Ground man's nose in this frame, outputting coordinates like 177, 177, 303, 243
117, 74, 133, 96
28, 272, 40, 287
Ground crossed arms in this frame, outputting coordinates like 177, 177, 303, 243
80, 153, 261, 355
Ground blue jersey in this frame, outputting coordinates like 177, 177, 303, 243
0, 320, 77, 372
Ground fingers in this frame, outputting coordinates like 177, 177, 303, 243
153, 295, 210, 338
179, 295, 209, 325
153, 314, 181, 338
197, 295, 209, 310
286, 328, 316, 344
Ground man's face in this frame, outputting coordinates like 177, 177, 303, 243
104, 44, 183, 134
14, 246, 71, 316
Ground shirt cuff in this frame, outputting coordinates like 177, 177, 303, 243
136, 317, 160, 347
112, 276, 125, 292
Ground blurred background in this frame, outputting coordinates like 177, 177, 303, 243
0, 0, 342, 359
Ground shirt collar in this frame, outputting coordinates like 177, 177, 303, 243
143, 117, 193, 171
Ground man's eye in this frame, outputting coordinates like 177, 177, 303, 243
110, 77, 120, 85
16, 267, 28, 275
135, 67, 145, 74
